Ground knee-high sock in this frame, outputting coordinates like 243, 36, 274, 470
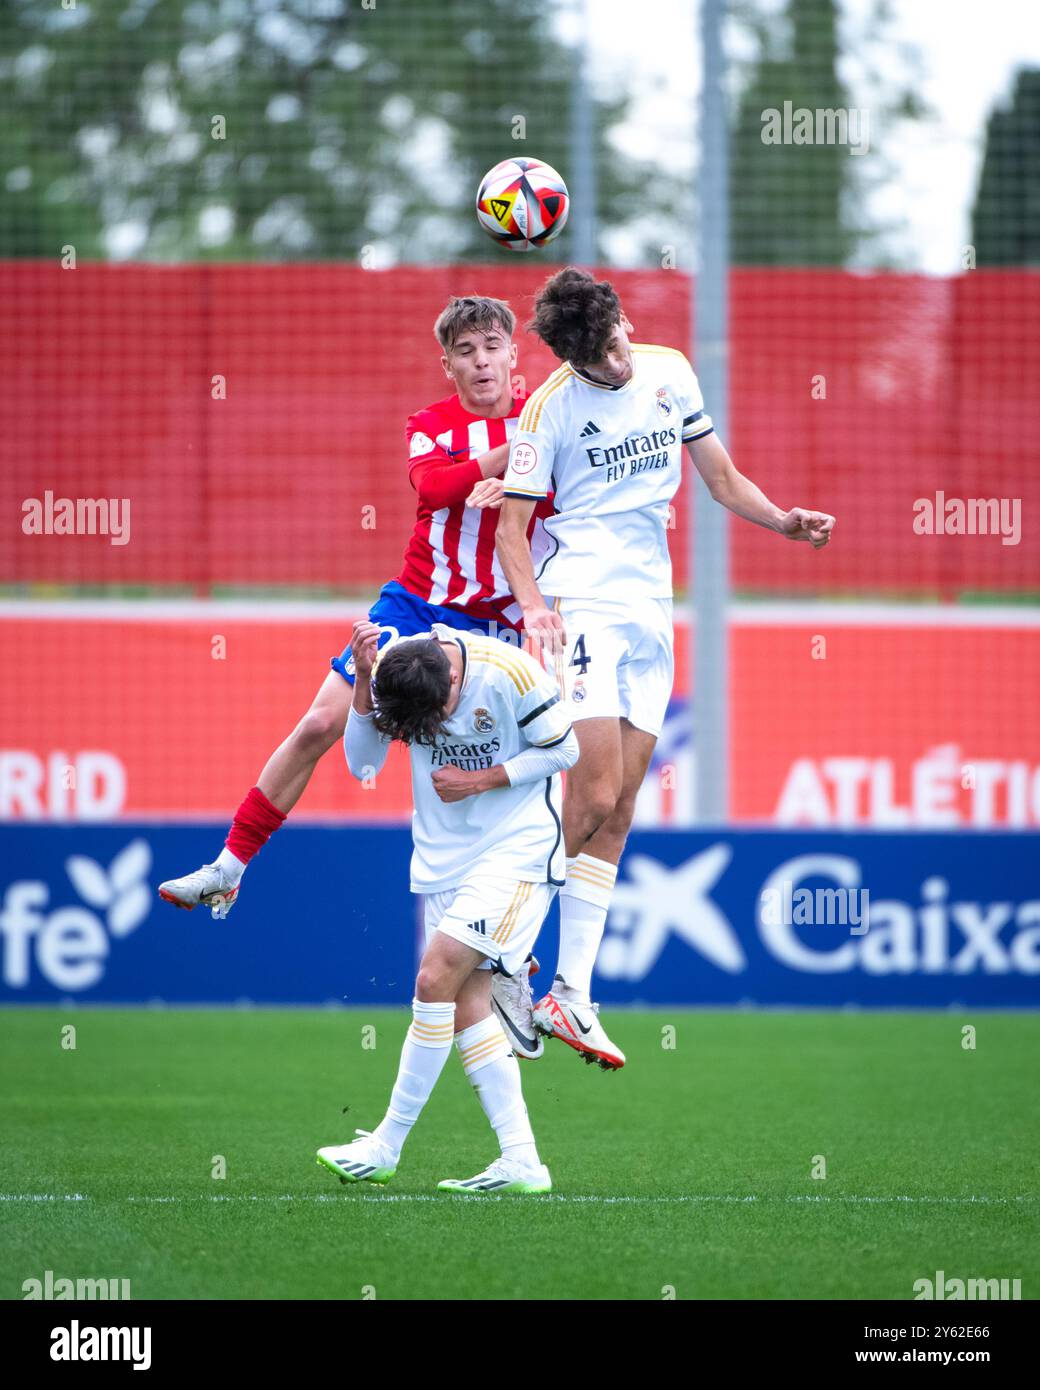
556, 853, 617, 1002
219, 785, 286, 877
371, 999, 456, 1159
455, 1015, 539, 1167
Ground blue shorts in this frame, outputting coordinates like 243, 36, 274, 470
331, 581, 521, 685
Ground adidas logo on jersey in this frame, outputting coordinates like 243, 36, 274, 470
579, 420, 600, 438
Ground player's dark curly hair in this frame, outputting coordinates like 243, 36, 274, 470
528, 267, 622, 367
372, 640, 453, 747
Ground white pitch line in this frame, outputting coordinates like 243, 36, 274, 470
1, 1193, 1037, 1206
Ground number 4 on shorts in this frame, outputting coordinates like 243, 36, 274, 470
571, 633, 591, 676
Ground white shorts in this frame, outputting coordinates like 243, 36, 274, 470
423, 876, 557, 978
545, 595, 675, 738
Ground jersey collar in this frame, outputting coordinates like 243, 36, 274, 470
568, 361, 634, 392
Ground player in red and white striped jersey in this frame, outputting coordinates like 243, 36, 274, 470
396, 392, 551, 630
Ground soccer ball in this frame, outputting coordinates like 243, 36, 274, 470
475, 157, 570, 252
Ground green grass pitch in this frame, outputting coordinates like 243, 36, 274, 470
2, 1008, 1037, 1300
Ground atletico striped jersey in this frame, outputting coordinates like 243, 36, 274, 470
395, 393, 553, 629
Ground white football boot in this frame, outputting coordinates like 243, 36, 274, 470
490, 955, 543, 1060
533, 984, 626, 1071
437, 1155, 551, 1195
158, 862, 240, 921
316, 1130, 397, 1186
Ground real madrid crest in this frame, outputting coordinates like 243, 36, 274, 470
655, 387, 673, 419
473, 707, 496, 733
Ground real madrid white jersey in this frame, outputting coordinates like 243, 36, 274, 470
352, 625, 572, 893
502, 345, 714, 600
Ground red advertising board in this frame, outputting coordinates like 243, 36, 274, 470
2, 605, 1037, 829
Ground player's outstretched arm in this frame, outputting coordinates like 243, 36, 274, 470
687, 433, 835, 549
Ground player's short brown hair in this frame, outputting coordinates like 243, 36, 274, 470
528, 267, 622, 367
372, 640, 452, 746
434, 295, 516, 352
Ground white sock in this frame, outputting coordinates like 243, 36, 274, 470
556, 853, 617, 1002
216, 847, 246, 883
456, 1015, 539, 1168
371, 999, 455, 1160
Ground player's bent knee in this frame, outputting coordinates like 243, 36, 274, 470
293, 706, 347, 755
575, 786, 620, 835
414, 962, 454, 1001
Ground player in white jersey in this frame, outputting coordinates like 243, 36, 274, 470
496, 267, 835, 1068
316, 618, 577, 1194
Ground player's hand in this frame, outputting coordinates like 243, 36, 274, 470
523, 604, 567, 660
466, 477, 505, 510
431, 765, 487, 802
350, 619, 381, 679
779, 508, 835, 549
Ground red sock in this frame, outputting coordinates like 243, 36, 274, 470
225, 786, 287, 865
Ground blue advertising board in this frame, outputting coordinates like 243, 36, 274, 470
0, 825, 1037, 1006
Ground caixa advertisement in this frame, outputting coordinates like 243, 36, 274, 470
0, 826, 1037, 1007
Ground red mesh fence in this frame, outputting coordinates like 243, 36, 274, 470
3, 264, 1037, 597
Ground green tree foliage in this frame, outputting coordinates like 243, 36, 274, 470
728, 0, 927, 268
729, 0, 856, 266
971, 68, 1040, 267
0, 0, 651, 263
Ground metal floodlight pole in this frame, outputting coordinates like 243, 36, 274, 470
568, 0, 597, 266
692, 0, 730, 824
